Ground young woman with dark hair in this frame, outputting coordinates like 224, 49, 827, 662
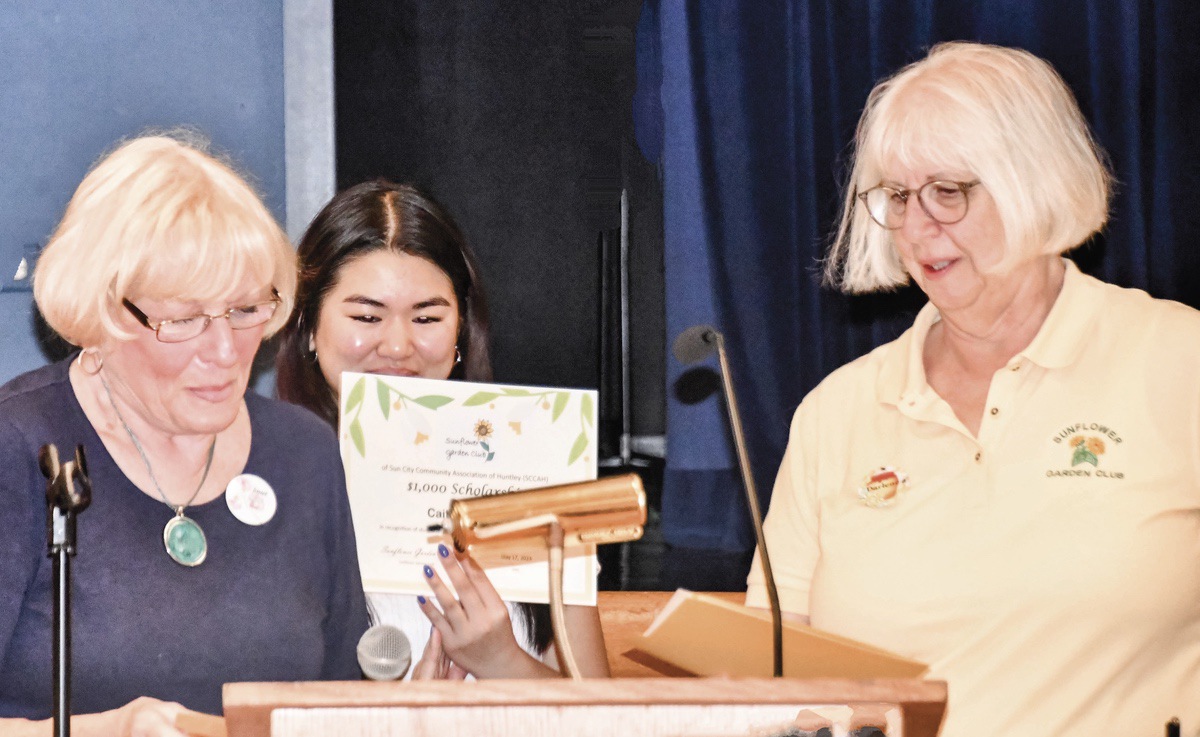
276, 180, 609, 679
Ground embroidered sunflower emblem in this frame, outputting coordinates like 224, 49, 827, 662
1070, 435, 1106, 467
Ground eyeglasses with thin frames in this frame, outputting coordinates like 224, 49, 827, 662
857, 179, 981, 230
123, 289, 281, 343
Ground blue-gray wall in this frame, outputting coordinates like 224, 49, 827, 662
0, 1, 286, 382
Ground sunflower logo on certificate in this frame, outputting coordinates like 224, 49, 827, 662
474, 419, 496, 461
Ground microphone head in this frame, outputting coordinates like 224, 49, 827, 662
357, 624, 412, 681
672, 324, 721, 365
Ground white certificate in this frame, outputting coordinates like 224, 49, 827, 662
338, 372, 599, 605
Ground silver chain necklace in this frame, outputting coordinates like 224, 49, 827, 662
99, 371, 217, 566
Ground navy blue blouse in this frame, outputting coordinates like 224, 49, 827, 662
0, 359, 369, 717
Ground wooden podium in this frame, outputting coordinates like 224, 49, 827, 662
208, 593, 945, 737
221, 677, 946, 737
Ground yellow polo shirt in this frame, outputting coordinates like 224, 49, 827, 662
746, 260, 1200, 737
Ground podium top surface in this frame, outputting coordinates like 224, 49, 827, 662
223, 677, 947, 737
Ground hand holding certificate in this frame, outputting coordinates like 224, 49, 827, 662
339, 372, 600, 604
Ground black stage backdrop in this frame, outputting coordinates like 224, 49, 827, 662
333, 1, 666, 446
635, 0, 1200, 587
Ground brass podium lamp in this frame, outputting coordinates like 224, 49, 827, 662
444, 474, 646, 678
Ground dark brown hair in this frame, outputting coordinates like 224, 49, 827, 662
276, 180, 492, 426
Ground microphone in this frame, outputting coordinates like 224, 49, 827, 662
672, 324, 784, 678
440, 473, 647, 552
357, 624, 412, 681
40, 443, 92, 520
672, 324, 719, 365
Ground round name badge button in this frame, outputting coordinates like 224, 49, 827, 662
225, 474, 277, 526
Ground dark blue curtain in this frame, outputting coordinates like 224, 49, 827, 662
635, 0, 1200, 584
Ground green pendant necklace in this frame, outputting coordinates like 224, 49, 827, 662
99, 372, 217, 566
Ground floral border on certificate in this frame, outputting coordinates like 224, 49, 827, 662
342, 376, 595, 466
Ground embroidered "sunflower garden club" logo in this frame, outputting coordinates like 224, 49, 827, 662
1046, 422, 1125, 479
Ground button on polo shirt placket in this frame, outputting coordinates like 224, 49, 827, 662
896, 384, 990, 513
973, 359, 1033, 507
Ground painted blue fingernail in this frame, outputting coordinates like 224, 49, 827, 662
423, 564, 434, 578
417, 595, 427, 604
438, 543, 450, 558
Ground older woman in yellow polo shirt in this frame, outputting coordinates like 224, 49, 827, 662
746, 42, 1199, 736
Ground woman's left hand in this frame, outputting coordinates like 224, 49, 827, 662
410, 626, 468, 681
418, 544, 552, 678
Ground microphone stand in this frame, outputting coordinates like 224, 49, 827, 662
674, 326, 784, 677
39, 445, 92, 737
712, 333, 783, 678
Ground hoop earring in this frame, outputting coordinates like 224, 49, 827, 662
77, 348, 104, 375
454, 347, 463, 365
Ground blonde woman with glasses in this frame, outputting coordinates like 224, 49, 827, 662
747, 42, 1199, 736
0, 134, 369, 736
